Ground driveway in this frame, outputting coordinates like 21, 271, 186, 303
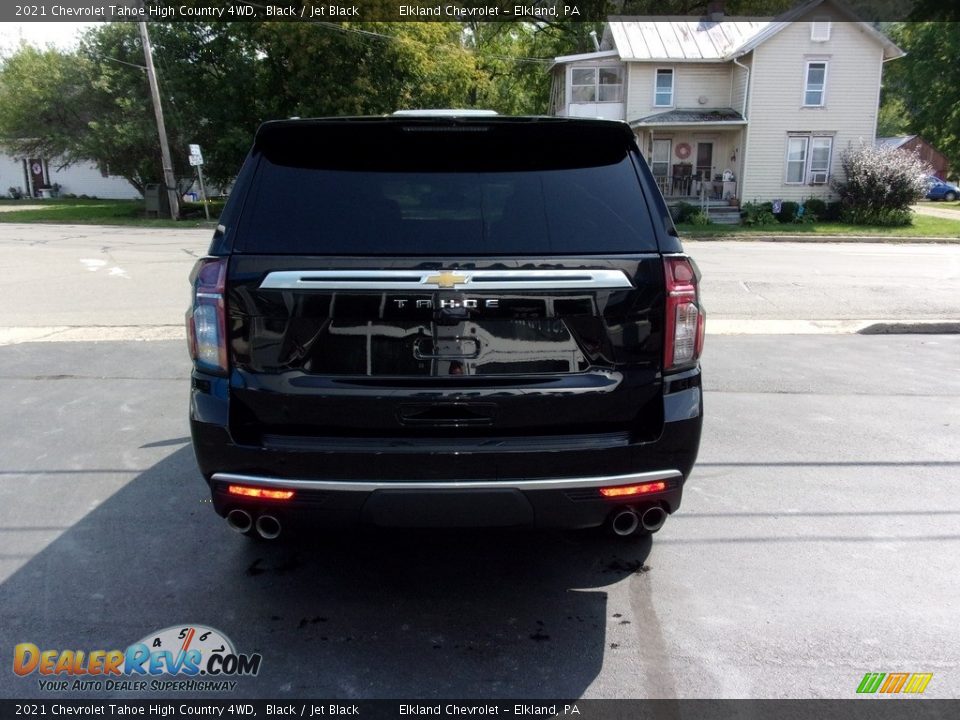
0, 224, 958, 701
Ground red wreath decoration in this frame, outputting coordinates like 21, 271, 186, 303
675, 143, 692, 160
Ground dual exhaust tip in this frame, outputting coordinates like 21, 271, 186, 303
610, 506, 667, 537
228, 505, 663, 540
226, 509, 282, 540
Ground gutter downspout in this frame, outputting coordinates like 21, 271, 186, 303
732, 55, 751, 202
732, 55, 750, 120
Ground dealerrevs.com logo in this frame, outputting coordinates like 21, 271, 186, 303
13, 624, 262, 692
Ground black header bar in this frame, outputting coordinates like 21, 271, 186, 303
2, 0, 957, 23
0, 700, 958, 719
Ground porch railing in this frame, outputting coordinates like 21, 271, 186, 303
654, 174, 698, 198
654, 175, 736, 201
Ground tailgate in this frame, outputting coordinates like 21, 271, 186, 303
226, 255, 665, 441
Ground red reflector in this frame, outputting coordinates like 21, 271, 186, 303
599, 481, 667, 498
227, 485, 295, 501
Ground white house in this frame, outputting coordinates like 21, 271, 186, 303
549, 0, 904, 209
0, 153, 138, 200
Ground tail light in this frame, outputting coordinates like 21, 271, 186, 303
186, 257, 228, 375
663, 256, 705, 371
227, 485, 295, 501
599, 481, 668, 498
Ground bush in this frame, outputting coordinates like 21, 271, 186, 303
794, 205, 816, 224
804, 198, 827, 218
832, 143, 930, 225
741, 201, 777, 225
670, 201, 698, 223
689, 211, 711, 226
180, 199, 226, 220
776, 201, 799, 223
823, 201, 843, 221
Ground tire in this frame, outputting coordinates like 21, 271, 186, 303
944, 191, 958, 202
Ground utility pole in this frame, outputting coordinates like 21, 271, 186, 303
138, 21, 179, 221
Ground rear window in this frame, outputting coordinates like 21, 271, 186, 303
235, 120, 657, 255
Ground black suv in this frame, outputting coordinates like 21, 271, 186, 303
187, 114, 704, 541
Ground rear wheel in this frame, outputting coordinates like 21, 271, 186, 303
945, 191, 958, 202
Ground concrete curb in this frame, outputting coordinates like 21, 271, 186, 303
858, 321, 960, 335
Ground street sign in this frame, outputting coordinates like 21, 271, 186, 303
188, 143, 210, 221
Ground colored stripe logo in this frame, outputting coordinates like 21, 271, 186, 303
857, 672, 933, 694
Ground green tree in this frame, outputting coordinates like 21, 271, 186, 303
882, 22, 960, 177
0, 45, 92, 175
0, 21, 586, 199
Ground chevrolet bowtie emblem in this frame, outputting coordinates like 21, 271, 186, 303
425, 271, 467, 289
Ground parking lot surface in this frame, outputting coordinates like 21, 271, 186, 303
0, 225, 958, 699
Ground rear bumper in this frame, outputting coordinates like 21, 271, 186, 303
210, 469, 684, 530
190, 368, 702, 530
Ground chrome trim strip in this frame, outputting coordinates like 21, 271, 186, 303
259, 269, 633, 291
212, 469, 681, 493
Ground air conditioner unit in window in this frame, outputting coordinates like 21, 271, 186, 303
810, 172, 828, 185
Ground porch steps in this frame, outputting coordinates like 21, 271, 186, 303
667, 199, 743, 225
707, 206, 742, 225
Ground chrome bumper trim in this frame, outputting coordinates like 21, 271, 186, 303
212, 469, 682, 493
258, 268, 634, 292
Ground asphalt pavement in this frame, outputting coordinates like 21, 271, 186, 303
0, 224, 958, 701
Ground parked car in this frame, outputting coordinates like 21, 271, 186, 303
925, 176, 960, 201
187, 113, 705, 541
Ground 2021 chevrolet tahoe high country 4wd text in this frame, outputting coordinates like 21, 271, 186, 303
187, 114, 704, 541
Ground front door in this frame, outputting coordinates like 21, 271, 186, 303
28, 159, 45, 196
695, 143, 713, 183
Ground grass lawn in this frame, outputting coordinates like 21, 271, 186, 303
677, 214, 960, 239
2, 198, 958, 239
0, 198, 220, 227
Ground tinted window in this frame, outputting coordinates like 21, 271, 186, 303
235, 121, 656, 255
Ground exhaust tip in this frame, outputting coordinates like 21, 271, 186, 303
226, 508, 253, 534
255, 514, 282, 540
641, 506, 668, 533
610, 508, 640, 537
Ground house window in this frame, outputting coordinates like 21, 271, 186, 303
809, 137, 833, 183
811, 20, 831, 41
786, 137, 809, 183
651, 139, 671, 178
804, 61, 827, 106
785, 134, 834, 184
570, 66, 623, 103
655, 69, 674, 107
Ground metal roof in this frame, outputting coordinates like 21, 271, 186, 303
631, 108, 746, 127
876, 136, 916, 150
604, 19, 771, 62
600, 1, 903, 63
